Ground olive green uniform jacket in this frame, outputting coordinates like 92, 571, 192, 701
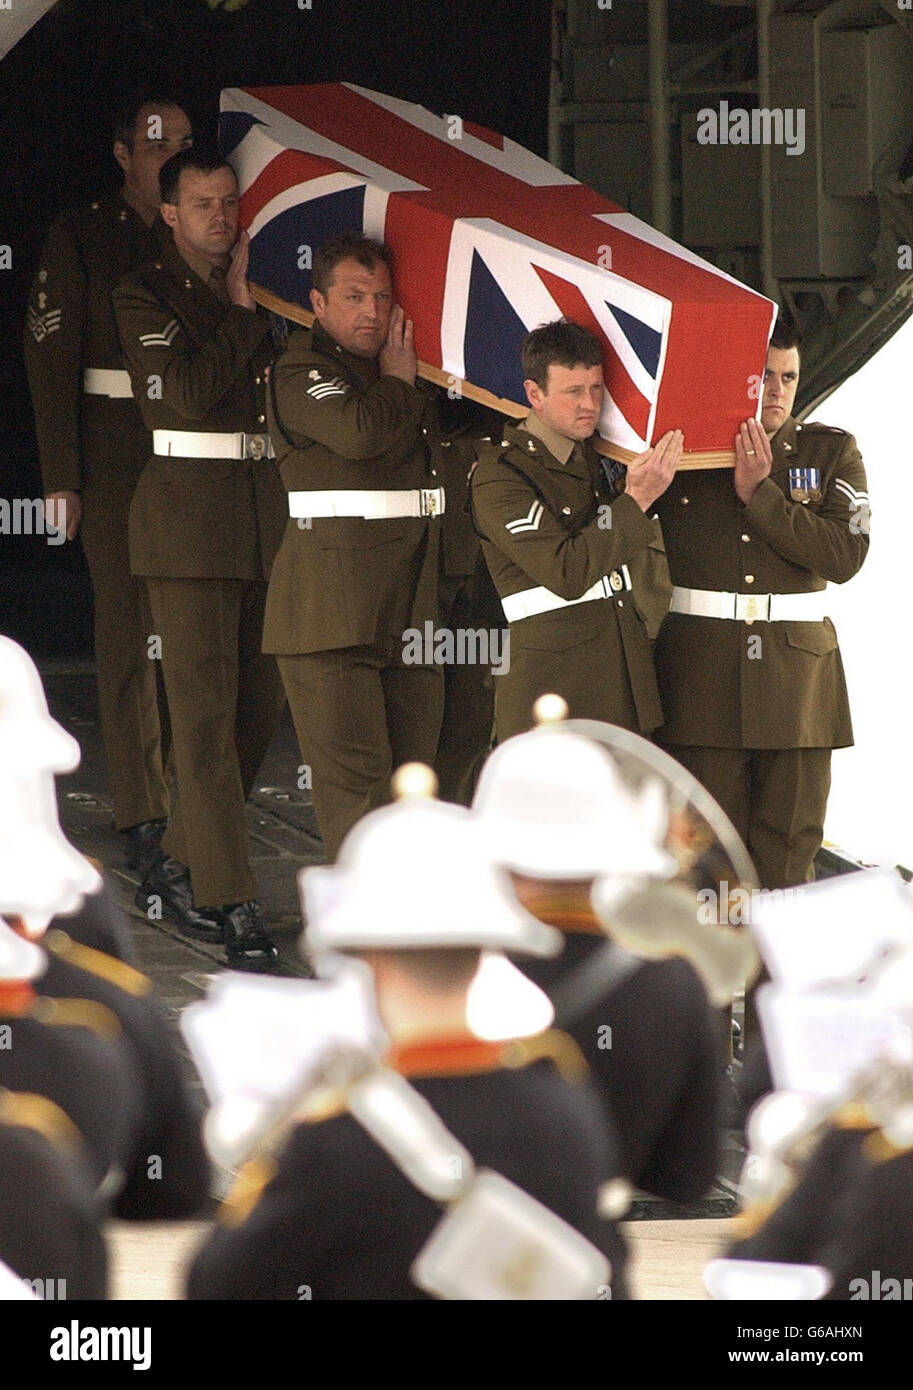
113, 236, 286, 580
263, 321, 444, 653
470, 419, 664, 740
652, 418, 869, 749
23, 193, 172, 830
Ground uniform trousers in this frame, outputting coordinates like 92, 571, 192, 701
144, 577, 285, 907
434, 571, 496, 805
80, 479, 170, 830
278, 640, 444, 860
662, 743, 833, 890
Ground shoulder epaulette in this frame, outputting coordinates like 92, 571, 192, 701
218, 1155, 279, 1228
833, 1102, 878, 1131
729, 1186, 794, 1242
862, 1128, 913, 1165
802, 422, 848, 435
30, 994, 123, 1041
500, 1029, 590, 1083
0, 1088, 83, 1151
45, 929, 152, 997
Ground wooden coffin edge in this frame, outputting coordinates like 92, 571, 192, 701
253, 283, 736, 472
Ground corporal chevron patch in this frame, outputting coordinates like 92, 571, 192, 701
138, 318, 179, 349
505, 500, 544, 534
27, 307, 62, 343
833, 478, 869, 506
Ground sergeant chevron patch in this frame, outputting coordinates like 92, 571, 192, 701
306, 377, 347, 400
27, 307, 62, 342
139, 319, 179, 349
505, 501, 544, 534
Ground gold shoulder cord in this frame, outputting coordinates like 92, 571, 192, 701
501, 1029, 591, 1084
0, 1088, 83, 1152
30, 995, 123, 1041
45, 929, 152, 997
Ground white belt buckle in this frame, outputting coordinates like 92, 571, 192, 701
736, 592, 770, 624
420, 487, 442, 517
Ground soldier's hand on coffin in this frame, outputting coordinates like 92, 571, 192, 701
227, 231, 256, 310
44, 490, 81, 541
379, 305, 417, 385
624, 430, 683, 511
733, 417, 772, 505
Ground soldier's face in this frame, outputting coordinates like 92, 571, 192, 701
114, 104, 193, 213
162, 166, 240, 264
762, 346, 800, 434
525, 363, 605, 441
309, 259, 393, 358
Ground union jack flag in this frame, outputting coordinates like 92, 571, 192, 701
220, 83, 776, 458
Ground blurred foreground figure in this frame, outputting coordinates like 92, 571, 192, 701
709, 870, 913, 1301
0, 637, 210, 1233
186, 766, 627, 1299
473, 696, 760, 1205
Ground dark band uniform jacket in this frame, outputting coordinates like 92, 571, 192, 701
23, 194, 171, 833
519, 936, 722, 1204
187, 1050, 628, 1300
38, 932, 210, 1220
470, 417, 663, 740
725, 1110, 913, 1300
0, 985, 142, 1197
113, 238, 287, 581
0, 1107, 107, 1300
653, 418, 869, 750
263, 320, 443, 655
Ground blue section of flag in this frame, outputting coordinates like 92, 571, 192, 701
464, 250, 528, 403
604, 301, 662, 380
219, 111, 267, 158
248, 186, 367, 310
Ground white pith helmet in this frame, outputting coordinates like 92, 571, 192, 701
472, 696, 675, 881
0, 637, 81, 773
300, 763, 561, 960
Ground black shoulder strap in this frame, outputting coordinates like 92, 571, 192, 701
550, 941, 643, 1029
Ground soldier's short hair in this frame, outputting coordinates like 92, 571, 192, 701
522, 319, 603, 391
159, 147, 234, 205
113, 91, 190, 152
312, 234, 393, 297
769, 320, 802, 356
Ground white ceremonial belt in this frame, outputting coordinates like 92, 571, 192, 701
501, 567, 632, 624
287, 487, 446, 520
153, 430, 275, 460
83, 368, 133, 398
670, 585, 829, 623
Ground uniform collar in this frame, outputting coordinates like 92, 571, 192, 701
388, 1035, 506, 1078
311, 320, 379, 383
118, 185, 157, 228
509, 416, 590, 479
769, 415, 802, 467
522, 412, 575, 465
179, 248, 231, 300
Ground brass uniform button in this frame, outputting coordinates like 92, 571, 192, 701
745, 575, 755, 584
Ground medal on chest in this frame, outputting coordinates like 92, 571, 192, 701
787, 466, 822, 504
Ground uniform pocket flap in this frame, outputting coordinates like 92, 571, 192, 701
509, 606, 602, 652
784, 620, 838, 656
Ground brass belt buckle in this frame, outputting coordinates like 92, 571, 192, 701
246, 434, 266, 461
421, 488, 440, 517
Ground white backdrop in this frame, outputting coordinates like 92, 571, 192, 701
809, 316, 913, 871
